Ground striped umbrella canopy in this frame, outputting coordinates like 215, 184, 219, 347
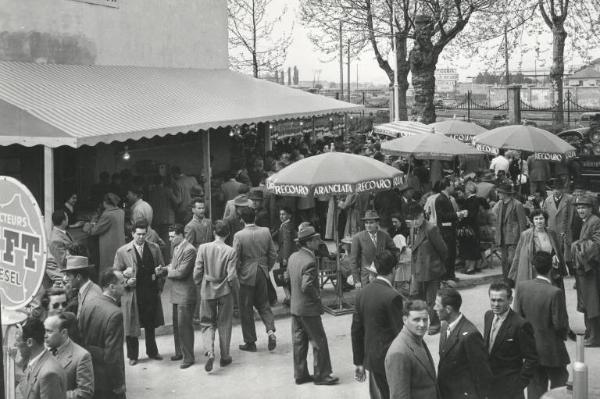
473, 125, 576, 161
381, 133, 484, 160
373, 121, 433, 138
430, 119, 487, 143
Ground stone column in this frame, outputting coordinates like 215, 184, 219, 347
507, 85, 521, 125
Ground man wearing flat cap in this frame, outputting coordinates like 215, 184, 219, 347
350, 210, 398, 287
571, 194, 600, 346
288, 226, 338, 385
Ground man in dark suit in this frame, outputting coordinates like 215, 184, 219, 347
351, 251, 403, 399
435, 287, 492, 399
273, 207, 295, 305
385, 300, 439, 399
162, 224, 197, 369
434, 178, 461, 281
406, 203, 448, 335
350, 210, 397, 286
515, 251, 570, 399
289, 226, 338, 385
44, 313, 94, 399
493, 182, 528, 278
484, 281, 538, 399
233, 207, 278, 352
79, 271, 126, 399
16, 317, 67, 399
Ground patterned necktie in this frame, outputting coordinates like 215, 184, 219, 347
489, 315, 501, 353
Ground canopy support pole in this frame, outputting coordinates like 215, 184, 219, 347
44, 146, 54, 235
202, 132, 212, 220
323, 195, 353, 316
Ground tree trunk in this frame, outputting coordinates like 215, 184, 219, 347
252, 51, 258, 78
396, 34, 410, 121
409, 16, 437, 124
550, 23, 567, 131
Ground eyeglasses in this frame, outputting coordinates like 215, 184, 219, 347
51, 302, 67, 310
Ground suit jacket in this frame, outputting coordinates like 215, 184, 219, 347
273, 219, 296, 265
49, 228, 74, 269
77, 282, 102, 318
184, 217, 213, 248
411, 221, 448, 282
78, 294, 125, 396
194, 240, 238, 300
223, 214, 244, 246
221, 179, 243, 202
385, 328, 440, 399
113, 240, 165, 336
233, 224, 277, 286
18, 350, 67, 399
493, 198, 528, 245
438, 316, 492, 399
130, 198, 153, 226
55, 339, 94, 399
515, 278, 570, 367
542, 193, 574, 259
571, 214, 600, 318
350, 229, 397, 279
288, 248, 322, 317
527, 156, 551, 182
508, 227, 566, 284
483, 309, 538, 398
87, 207, 125, 274
351, 278, 403, 375
167, 239, 197, 305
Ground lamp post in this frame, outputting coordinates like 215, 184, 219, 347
391, 5, 400, 122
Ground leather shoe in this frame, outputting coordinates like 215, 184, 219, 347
171, 354, 183, 361
220, 357, 233, 367
129, 359, 138, 366
268, 334, 277, 351
314, 375, 339, 385
148, 354, 163, 361
205, 355, 215, 372
295, 375, 314, 385
180, 362, 194, 369
238, 343, 257, 352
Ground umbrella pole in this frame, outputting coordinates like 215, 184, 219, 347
333, 196, 343, 310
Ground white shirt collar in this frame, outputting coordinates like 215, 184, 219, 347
447, 313, 463, 334
376, 276, 393, 288
536, 275, 552, 284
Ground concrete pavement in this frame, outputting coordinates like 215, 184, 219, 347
127, 270, 600, 398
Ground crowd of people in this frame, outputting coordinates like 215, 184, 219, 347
11, 132, 600, 399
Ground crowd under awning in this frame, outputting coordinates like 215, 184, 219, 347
0, 61, 361, 148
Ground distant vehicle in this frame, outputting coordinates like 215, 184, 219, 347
434, 99, 444, 108
558, 122, 600, 188
577, 112, 600, 128
489, 114, 509, 128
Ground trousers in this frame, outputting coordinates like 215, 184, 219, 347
500, 244, 517, 280
126, 327, 158, 360
527, 365, 568, 399
291, 315, 333, 381
239, 270, 276, 344
411, 280, 440, 327
172, 303, 195, 364
369, 370, 389, 399
200, 294, 233, 359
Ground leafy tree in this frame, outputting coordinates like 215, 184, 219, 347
228, 0, 294, 78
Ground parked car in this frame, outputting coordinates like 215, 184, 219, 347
577, 112, 600, 128
558, 118, 600, 189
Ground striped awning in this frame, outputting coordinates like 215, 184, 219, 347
0, 62, 361, 148
372, 121, 433, 138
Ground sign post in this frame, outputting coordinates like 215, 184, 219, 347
0, 177, 47, 399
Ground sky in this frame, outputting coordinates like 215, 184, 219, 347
269, 0, 600, 85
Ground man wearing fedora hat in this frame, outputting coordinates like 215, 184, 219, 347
62, 256, 102, 319
350, 210, 397, 287
493, 181, 528, 279
542, 178, 575, 274
223, 194, 251, 247
289, 225, 338, 385
571, 194, 600, 346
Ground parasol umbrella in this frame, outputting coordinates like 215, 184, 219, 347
381, 132, 485, 161
430, 119, 487, 143
473, 125, 576, 161
373, 121, 432, 138
266, 152, 403, 315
